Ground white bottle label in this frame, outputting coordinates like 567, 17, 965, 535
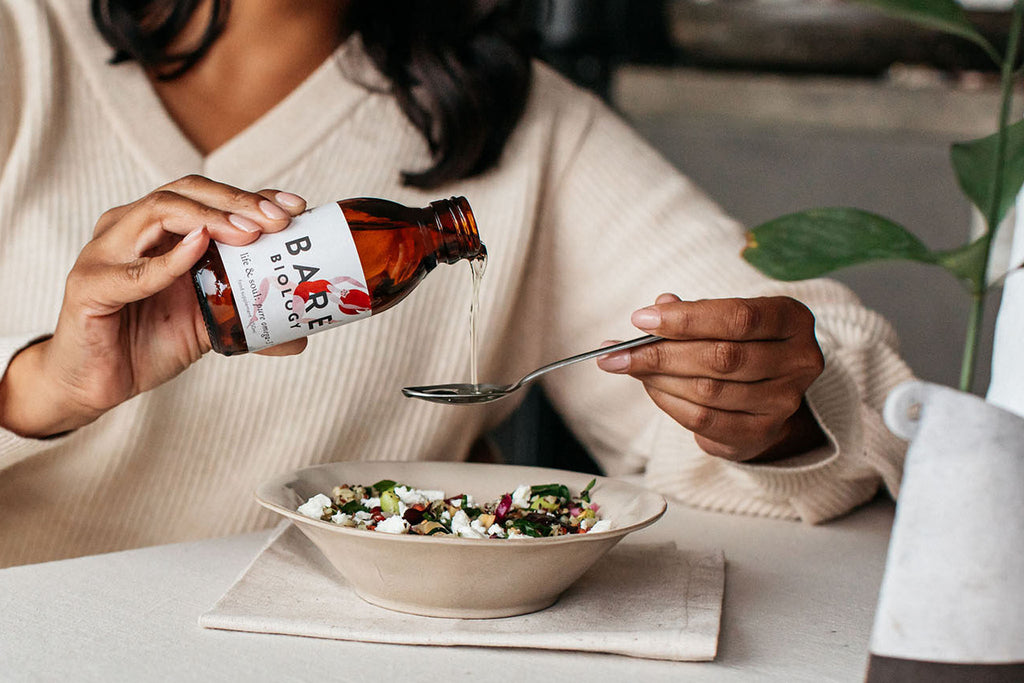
217, 203, 370, 352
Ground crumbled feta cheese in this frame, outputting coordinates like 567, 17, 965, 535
394, 486, 445, 506
331, 512, 353, 526
449, 509, 470, 532
486, 523, 506, 538
440, 510, 451, 522
511, 484, 531, 509
588, 519, 612, 533
361, 496, 380, 509
375, 515, 410, 534
297, 494, 333, 519
353, 510, 373, 523
450, 510, 485, 538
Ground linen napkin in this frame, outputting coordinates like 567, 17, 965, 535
200, 523, 725, 661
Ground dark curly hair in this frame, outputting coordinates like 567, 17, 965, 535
90, 0, 533, 188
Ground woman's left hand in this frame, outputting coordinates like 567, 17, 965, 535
597, 293, 827, 463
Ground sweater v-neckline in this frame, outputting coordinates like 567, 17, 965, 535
50, 0, 371, 189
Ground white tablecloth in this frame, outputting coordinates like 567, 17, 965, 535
0, 498, 894, 682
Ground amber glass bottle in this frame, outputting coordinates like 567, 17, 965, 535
191, 196, 482, 355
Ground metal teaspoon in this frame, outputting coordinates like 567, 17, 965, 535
401, 335, 661, 405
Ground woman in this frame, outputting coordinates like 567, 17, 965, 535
0, 0, 910, 566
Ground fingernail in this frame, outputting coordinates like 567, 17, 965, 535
631, 307, 661, 330
183, 226, 206, 243
229, 213, 261, 233
597, 351, 630, 373
259, 199, 289, 220
275, 192, 305, 209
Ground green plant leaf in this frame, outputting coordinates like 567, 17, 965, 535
742, 208, 937, 280
950, 119, 1024, 228
935, 235, 991, 293
853, 0, 998, 62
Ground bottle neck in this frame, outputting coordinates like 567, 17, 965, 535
428, 197, 482, 264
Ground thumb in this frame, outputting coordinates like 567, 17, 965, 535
89, 228, 210, 313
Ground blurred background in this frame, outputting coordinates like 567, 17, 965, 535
493, 0, 1018, 472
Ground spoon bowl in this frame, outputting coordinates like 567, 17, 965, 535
402, 335, 661, 405
401, 383, 515, 404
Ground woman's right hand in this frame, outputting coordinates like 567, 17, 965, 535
0, 175, 308, 438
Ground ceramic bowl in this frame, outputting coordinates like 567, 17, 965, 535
255, 461, 666, 618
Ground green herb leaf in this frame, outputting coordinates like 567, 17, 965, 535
951, 119, 1024, 229
510, 518, 547, 537
743, 208, 938, 280
580, 478, 596, 503
371, 479, 397, 493
854, 0, 997, 63
338, 499, 364, 514
530, 483, 570, 500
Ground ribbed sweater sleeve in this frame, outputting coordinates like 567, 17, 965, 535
532, 87, 911, 523
0, 335, 74, 470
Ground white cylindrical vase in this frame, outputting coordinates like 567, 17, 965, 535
866, 381, 1024, 681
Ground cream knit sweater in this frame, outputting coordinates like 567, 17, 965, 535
0, 0, 912, 567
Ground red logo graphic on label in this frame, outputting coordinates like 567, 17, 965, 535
250, 275, 371, 325
294, 277, 371, 316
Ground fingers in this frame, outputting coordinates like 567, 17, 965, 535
92, 204, 134, 238
257, 190, 307, 226
69, 227, 212, 315
635, 373, 804, 416
79, 177, 309, 311
99, 190, 258, 259
600, 337, 810, 382
596, 294, 827, 462
631, 296, 814, 342
157, 175, 302, 233
94, 193, 282, 261
598, 295, 823, 381
94, 177, 305, 243
643, 386, 786, 461
255, 338, 308, 356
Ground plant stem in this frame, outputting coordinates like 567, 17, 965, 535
960, 294, 984, 392
961, 0, 1024, 393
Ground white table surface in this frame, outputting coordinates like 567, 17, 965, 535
0, 498, 895, 682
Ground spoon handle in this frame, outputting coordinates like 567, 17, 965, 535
516, 335, 661, 388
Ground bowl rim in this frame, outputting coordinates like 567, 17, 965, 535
254, 461, 667, 548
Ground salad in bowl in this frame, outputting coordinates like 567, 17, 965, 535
296, 479, 612, 538
256, 461, 666, 618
